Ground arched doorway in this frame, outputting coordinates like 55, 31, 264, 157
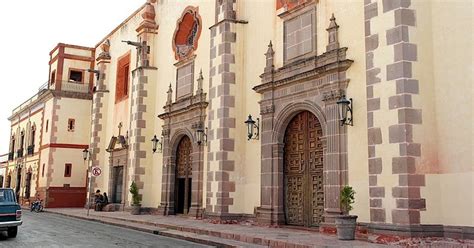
284, 111, 324, 227
175, 136, 192, 214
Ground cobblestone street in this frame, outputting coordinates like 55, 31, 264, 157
0, 211, 212, 248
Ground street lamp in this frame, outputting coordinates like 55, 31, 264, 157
195, 127, 207, 146
82, 148, 90, 161
244, 115, 260, 140
336, 95, 353, 126
151, 135, 162, 153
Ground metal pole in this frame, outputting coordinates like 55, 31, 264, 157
86, 153, 93, 216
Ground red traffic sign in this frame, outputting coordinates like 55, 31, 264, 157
91, 167, 102, 177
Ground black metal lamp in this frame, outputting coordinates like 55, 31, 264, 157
151, 135, 162, 153
336, 95, 353, 126
196, 127, 208, 146
82, 148, 90, 161
244, 115, 260, 140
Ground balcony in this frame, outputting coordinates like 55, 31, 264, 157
8, 152, 14, 161
39, 80, 91, 94
27, 145, 35, 156
16, 148, 24, 158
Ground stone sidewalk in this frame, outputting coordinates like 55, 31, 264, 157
43, 208, 385, 247
43, 208, 473, 247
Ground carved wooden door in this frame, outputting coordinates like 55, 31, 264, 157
175, 136, 192, 214
284, 111, 324, 227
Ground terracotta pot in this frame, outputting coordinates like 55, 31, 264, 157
335, 215, 358, 240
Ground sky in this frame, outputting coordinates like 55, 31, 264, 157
0, 1, 144, 153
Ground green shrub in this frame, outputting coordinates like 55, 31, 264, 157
340, 185, 355, 215
129, 181, 142, 206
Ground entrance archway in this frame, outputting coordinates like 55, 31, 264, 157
284, 111, 324, 227
175, 136, 192, 214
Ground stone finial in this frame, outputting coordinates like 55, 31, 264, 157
166, 83, 173, 105
136, 0, 158, 34
97, 39, 111, 61
326, 14, 340, 52
196, 69, 204, 95
264, 41, 275, 73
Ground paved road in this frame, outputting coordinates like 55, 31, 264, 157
0, 211, 213, 248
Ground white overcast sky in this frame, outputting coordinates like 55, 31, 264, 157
0, 1, 144, 153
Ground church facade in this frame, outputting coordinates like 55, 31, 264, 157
4, 0, 473, 239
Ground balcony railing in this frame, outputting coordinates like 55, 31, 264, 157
40, 80, 91, 94
61, 81, 90, 93
16, 148, 24, 158
8, 152, 14, 161
27, 145, 35, 156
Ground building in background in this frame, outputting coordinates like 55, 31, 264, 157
4, 43, 93, 208
0, 153, 7, 187
3, 0, 473, 240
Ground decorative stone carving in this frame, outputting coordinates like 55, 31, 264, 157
136, 0, 158, 34
166, 84, 173, 105
322, 89, 344, 102
97, 39, 111, 61
264, 41, 275, 73
172, 7, 202, 61
326, 14, 340, 52
260, 105, 275, 115
196, 69, 204, 95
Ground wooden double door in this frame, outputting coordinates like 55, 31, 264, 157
284, 111, 324, 227
175, 136, 192, 214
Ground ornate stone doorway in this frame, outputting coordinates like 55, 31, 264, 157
175, 136, 193, 214
284, 111, 324, 227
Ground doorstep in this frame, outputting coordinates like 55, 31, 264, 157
44, 208, 384, 248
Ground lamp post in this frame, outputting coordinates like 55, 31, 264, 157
83, 148, 92, 216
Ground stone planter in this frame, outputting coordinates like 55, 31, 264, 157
335, 215, 358, 240
130, 204, 141, 215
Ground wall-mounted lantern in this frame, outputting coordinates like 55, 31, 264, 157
82, 148, 91, 161
195, 127, 208, 146
151, 135, 163, 153
244, 115, 260, 140
336, 95, 353, 126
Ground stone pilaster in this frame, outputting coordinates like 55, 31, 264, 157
88, 40, 111, 206
127, 0, 158, 205
206, 0, 238, 218
364, 0, 425, 227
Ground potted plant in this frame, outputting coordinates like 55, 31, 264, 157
335, 185, 358, 240
129, 181, 142, 215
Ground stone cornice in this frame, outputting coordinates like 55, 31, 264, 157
158, 93, 208, 120
254, 47, 353, 94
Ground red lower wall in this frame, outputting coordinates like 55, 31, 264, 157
46, 187, 86, 208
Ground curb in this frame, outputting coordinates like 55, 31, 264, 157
44, 210, 254, 248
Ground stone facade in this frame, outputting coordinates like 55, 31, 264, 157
3, 0, 473, 239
